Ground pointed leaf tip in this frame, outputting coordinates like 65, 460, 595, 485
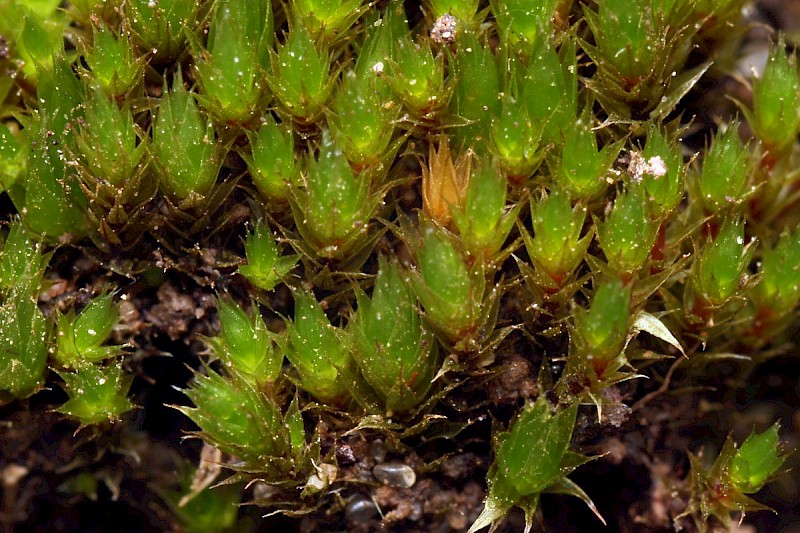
633, 311, 685, 356
545, 477, 607, 526
467, 491, 511, 533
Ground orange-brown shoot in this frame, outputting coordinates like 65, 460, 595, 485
421, 136, 471, 228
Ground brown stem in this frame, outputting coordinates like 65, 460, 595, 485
630, 356, 685, 413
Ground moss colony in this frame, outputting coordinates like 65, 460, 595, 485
0, 0, 799, 531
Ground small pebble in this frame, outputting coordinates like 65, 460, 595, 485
430, 13, 457, 44
447, 509, 468, 530
372, 463, 416, 488
409, 502, 423, 521
335, 443, 356, 465
370, 439, 387, 464
345, 495, 378, 522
